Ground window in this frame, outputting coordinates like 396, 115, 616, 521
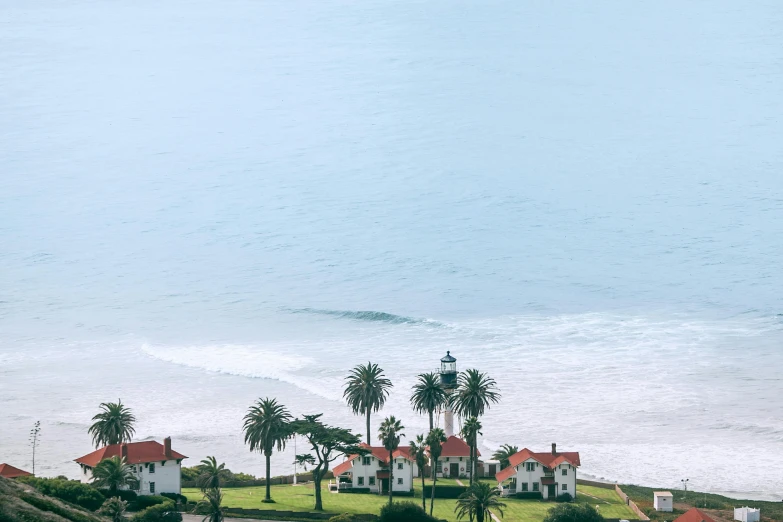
149, 482, 155, 494
533, 482, 539, 492
521, 482, 529, 492
149, 463, 155, 474
358, 477, 364, 486
526, 462, 536, 472
562, 484, 568, 491
369, 477, 376, 486
363, 457, 372, 466
397, 463, 403, 470
397, 478, 403, 485
562, 469, 567, 476
459, 457, 463, 462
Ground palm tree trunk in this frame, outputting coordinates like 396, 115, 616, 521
428, 410, 434, 432
265, 453, 272, 502
470, 443, 475, 485
476, 509, 484, 522
366, 411, 371, 444
429, 459, 437, 516
388, 449, 393, 505
421, 467, 426, 511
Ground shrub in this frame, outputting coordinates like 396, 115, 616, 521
133, 496, 170, 510
514, 491, 544, 500
18, 493, 97, 522
555, 493, 573, 502
339, 487, 372, 494
160, 493, 187, 505
130, 502, 181, 522
379, 501, 438, 522
329, 515, 363, 522
100, 489, 138, 502
17, 477, 106, 511
543, 503, 604, 522
422, 485, 467, 499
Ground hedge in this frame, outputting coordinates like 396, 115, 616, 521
160, 493, 187, 505
379, 502, 438, 522
514, 491, 544, 500
100, 489, 138, 503
422, 485, 466, 499
130, 502, 180, 522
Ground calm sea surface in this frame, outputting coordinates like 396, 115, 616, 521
1, 0, 782, 499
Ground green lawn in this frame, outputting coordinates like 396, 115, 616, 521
184, 483, 637, 522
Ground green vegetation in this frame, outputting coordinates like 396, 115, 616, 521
620, 484, 783, 522
17, 477, 106, 512
460, 417, 482, 484
194, 457, 229, 494
378, 416, 404, 506
343, 362, 392, 444
409, 435, 429, 512
183, 483, 637, 522
491, 444, 519, 470
0, 476, 105, 522
130, 502, 180, 522
91, 456, 139, 494
243, 397, 293, 503
88, 400, 136, 448
97, 497, 127, 522
410, 372, 449, 432
379, 501, 439, 522
543, 503, 604, 522
425, 428, 447, 516
455, 481, 506, 522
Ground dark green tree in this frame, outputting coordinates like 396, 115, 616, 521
491, 444, 519, 470
98, 497, 127, 522
409, 434, 429, 511
91, 456, 139, 494
343, 362, 392, 443
410, 373, 448, 431
425, 428, 447, 516
455, 481, 506, 522
290, 414, 366, 511
243, 397, 292, 502
197, 457, 229, 493
88, 400, 136, 448
194, 487, 224, 522
378, 416, 404, 505
461, 416, 482, 484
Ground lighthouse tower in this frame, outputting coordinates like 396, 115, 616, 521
439, 351, 458, 437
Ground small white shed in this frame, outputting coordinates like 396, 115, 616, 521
653, 491, 673, 512
734, 507, 760, 522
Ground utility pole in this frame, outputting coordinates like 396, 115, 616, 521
681, 478, 689, 501
29, 421, 41, 476
293, 435, 297, 485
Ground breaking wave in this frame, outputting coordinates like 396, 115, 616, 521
286, 307, 443, 327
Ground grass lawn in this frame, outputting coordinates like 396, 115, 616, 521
184, 483, 637, 522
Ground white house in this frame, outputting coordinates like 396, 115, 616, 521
735, 507, 760, 522
435, 436, 479, 478
653, 491, 673, 512
495, 444, 580, 500
332, 444, 418, 494
75, 437, 186, 495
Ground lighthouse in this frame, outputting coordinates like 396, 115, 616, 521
439, 351, 458, 436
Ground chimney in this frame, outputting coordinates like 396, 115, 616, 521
121, 444, 128, 460
551, 443, 557, 455
164, 437, 172, 459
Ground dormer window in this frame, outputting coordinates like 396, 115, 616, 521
149, 463, 155, 474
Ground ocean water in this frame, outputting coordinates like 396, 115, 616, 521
2, 0, 783, 500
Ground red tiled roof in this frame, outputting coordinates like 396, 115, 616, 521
495, 447, 580, 483
674, 509, 716, 522
332, 444, 415, 477
438, 436, 478, 457
75, 441, 186, 467
0, 463, 32, 478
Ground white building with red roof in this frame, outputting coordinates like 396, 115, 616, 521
331, 443, 418, 494
75, 437, 186, 496
495, 443, 580, 500
435, 435, 478, 479
0, 463, 32, 479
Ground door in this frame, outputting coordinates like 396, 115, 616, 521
548, 484, 556, 498
450, 463, 459, 477
488, 464, 497, 476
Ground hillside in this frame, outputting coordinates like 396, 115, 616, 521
0, 476, 106, 522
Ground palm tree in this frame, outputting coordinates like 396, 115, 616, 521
409, 435, 429, 512
378, 416, 404, 506
455, 481, 506, 522
197, 456, 229, 493
243, 398, 292, 503
91, 456, 139, 494
343, 362, 392, 443
452, 369, 501, 420
491, 444, 519, 470
426, 428, 447, 517
410, 372, 448, 431
98, 497, 127, 522
461, 417, 482, 485
195, 487, 224, 522
88, 400, 136, 448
